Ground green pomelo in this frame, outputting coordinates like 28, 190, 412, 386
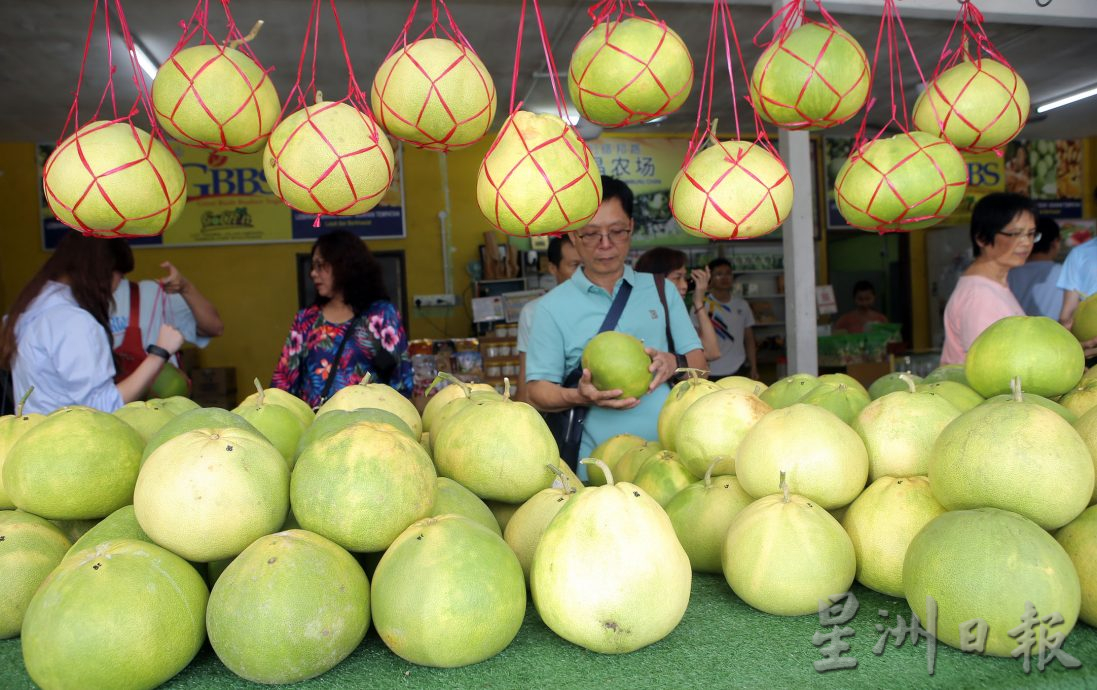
427, 388, 502, 453
4, 407, 144, 520
149, 362, 189, 399
113, 400, 174, 442
798, 382, 871, 425
670, 140, 793, 239
150, 395, 201, 415
904, 509, 1080, 656
503, 483, 582, 583
1072, 293, 1097, 342
142, 407, 260, 464
723, 489, 855, 616
758, 373, 818, 408
477, 110, 603, 236
965, 316, 1084, 397
923, 364, 969, 385
432, 477, 501, 536
67, 505, 150, 558
587, 433, 647, 486
568, 17, 693, 127
48, 519, 99, 544
373, 515, 525, 667
840, 476, 945, 597
632, 451, 697, 507
930, 396, 1094, 530
264, 101, 394, 216
834, 131, 967, 231
868, 371, 922, 399
485, 499, 522, 534
913, 58, 1029, 153
817, 373, 870, 398
421, 381, 496, 434
613, 441, 664, 484
852, 388, 960, 481
1071, 407, 1097, 505
371, 38, 496, 151
207, 529, 370, 684
154, 44, 280, 153
531, 476, 691, 654
233, 392, 307, 469
0, 510, 71, 639
238, 387, 315, 429
291, 422, 436, 552
316, 378, 422, 437
1060, 378, 1097, 418
0, 412, 45, 509
915, 380, 984, 412
736, 404, 869, 509
675, 389, 772, 478
135, 427, 289, 561
715, 375, 768, 395
749, 22, 869, 130
657, 376, 721, 450
432, 397, 558, 503
296, 407, 414, 463
1055, 506, 1097, 627
43, 120, 186, 237
22, 538, 208, 689
985, 390, 1078, 423
581, 331, 653, 400
665, 472, 753, 573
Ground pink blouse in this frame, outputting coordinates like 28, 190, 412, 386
941, 275, 1025, 365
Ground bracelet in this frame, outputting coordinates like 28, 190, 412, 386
146, 344, 171, 360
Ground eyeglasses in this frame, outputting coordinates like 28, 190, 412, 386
997, 230, 1042, 243
574, 227, 631, 246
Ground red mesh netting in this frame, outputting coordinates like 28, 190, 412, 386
568, 1, 694, 128
750, 0, 870, 131
266, 0, 394, 222
43, 0, 186, 239
154, 0, 279, 153
668, 0, 793, 240
371, 0, 496, 152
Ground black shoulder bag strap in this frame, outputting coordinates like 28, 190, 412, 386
315, 314, 361, 407
653, 273, 676, 354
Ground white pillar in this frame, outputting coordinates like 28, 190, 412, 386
779, 129, 818, 376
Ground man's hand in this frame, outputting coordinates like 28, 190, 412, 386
1082, 335, 1097, 360
159, 261, 189, 294
645, 347, 678, 392
577, 368, 640, 409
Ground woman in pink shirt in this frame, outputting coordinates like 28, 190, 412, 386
941, 193, 1038, 365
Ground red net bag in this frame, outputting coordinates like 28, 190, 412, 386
749, 0, 871, 131
567, 0, 694, 128
153, 0, 280, 154
264, 0, 394, 220
668, 0, 793, 240
371, 0, 496, 152
832, 0, 967, 233
42, 0, 187, 239
476, 0, 603, 237
913, 1, 1029, 154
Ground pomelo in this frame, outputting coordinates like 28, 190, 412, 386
670, 139, 793, 239
913, 58, 1029, 154
817, 372, 870, 398
633, 450, 696, 507
207, 529, 370, 684
840, 476, 945, 597
675, 388, 771, 478
371, 38, 496, 151
141, 407, 260, 464
798, 382, 871, 424
904, 508, 1080, 656
149, 361, 190, 399
316, 375, 423, 437
296, 407, 415, 463
985, 390, 1077, 423
477, 110, 602, 236
749, 22, 870, 130
485, 499, 522, 534
238, 387, 314, 429
1059, 378, 1097, 418
233, 380, 307, 468
965, 316, 1084, 397
66, 505, 151, 559
427, 385, 502, 453
264, 101, 394, 216
612, 440, 664, 484
0, 510, 71, 639
715, 375, 767, 395
587, 433, 647, 486
4, 407, 144, 520
834, 130, 967, 231
22, 538, 208, 689
868, 371, 922, 399
1071, 406, 1097, 505
915, 380, 984, 412
758, 373, 818, 408
1055, 506, 1097, 626
503, 472, 582, 582
736, 404, 869, 509
113, 399, 175, 442
1072, 293, 1097, 342
657, 375, 720, 450
665, 462, 753, 573
432, 477, 501, 536
421, 378, 496, 434
0, 407, 45, 509
150, 395, 201, 415
135, 427, 290, 561
43, 120, 187, 237
582, 331, 653, 400
531, 460, 691, 654
922, 363, 968, 385
568, 17, 693, 127
373, 515, 526, 667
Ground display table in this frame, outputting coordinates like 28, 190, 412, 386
2, 574, 1094, 688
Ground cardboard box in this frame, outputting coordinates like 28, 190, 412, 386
845, 361, 891, 388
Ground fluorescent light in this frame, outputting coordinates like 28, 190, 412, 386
1037, 85, 1097, 114
130, 36, 159, 80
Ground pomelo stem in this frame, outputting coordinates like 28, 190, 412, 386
226, 20, 264, 49
502, 377, 511, 400
581, 458, 613, 486
359, 371, 372, 385
779, 469, 790, 504
315, 90, 324, 105
546, 463, 574, 494
752, 384, 763, 397
898, 373, 916, 394
430, 372, 471, 398
1011, 376, 1023, 402
15, 386, 33, 417
253, 378, 265, 406
704, 457, 724, 488
707, 118, 721, 147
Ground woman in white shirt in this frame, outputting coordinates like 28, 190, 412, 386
0, 232, 183, 414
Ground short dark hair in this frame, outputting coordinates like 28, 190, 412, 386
547, 237, 564, 266
1033, 216, 1060, 255
311, 230, 390, 315
601, 175, 634, 220
853, 280, 875, 296
707, 257, 733, 273
634, 247, 687, 275
970, 192, 1037, 257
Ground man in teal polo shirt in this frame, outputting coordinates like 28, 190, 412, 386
526, 176, 705, 467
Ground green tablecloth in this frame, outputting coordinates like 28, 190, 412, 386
2, 574, 1094, 689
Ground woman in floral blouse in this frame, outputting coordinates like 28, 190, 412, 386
272, 231, 413, 408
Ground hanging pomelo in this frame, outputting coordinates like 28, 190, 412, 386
670, 139, 793, 239
965, 316, 1085, 398
153, 44, 281, 153
477, 111, 603, 237
263, 101, 394, 216
749, 22, 871, 130
371, 38, 496, 151
834, 131, 967, 232
568, 17, 693, 127
913, 58, 1029, 154
43, 121, 187, 237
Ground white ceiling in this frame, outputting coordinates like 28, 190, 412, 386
3, 0, 1096, 143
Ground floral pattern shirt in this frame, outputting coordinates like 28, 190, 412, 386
271, 301, 413, 408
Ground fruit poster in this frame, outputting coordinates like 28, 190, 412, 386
38, 141, 406, 249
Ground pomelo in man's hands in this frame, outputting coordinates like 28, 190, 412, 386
582, 331, 653, 399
